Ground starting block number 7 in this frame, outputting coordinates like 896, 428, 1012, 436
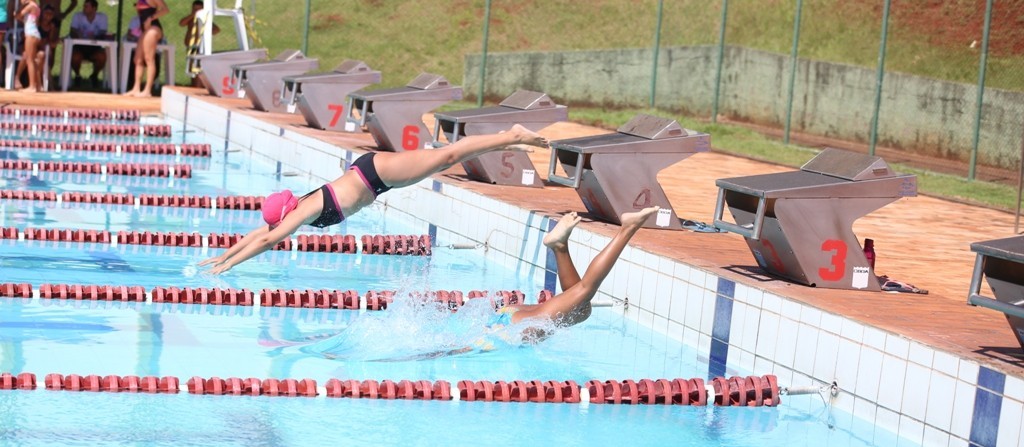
327, 104, 345, 127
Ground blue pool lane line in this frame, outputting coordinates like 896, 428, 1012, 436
709, 277, 735, 379
544, 217, 557, 293
970, 366, 1005, 447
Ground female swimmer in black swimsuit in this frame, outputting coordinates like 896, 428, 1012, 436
124, 0, 168, 97
199, 124, 549, 274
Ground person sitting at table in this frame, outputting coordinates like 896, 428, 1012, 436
68, 0, 108, 87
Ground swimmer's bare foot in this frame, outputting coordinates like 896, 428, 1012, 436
504, 144, 535, 153
509, 124, 549, 148
123, 89, 140, 97
137, 91, 153, 98
543, 211, 581, 250
620, 206, 660, 230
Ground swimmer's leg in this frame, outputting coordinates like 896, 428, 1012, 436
543, 211, 583, 290
373, 124, 549, 189
513, 207, 659, 327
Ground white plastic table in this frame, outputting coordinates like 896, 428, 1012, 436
60, 37, 118, 93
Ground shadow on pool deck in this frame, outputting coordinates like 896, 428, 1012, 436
7, 87, 1024, 380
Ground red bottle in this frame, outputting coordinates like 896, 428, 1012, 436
863, 238, 876, 271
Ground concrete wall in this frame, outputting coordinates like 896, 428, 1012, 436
465, 46, 1024, 170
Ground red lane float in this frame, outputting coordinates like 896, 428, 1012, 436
0, 140, 210, 156
4, 371, 783, 406
0, 372, 37, 390
151, 287, 254, 306
0, 107, 140, 121
187, 376, 317, 397
361, 234, 431, 255
2, 282, 553, 311
22, 228, 112, 243
41, 373, 176, 393
0, 190, 59, 201
0, 190, 264, 210
39, 284, 146, 301
0, 160, 193, 178
0, 283, 33, 298
0, 122, 170, 136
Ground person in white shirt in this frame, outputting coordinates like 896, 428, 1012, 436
68, 0, 107, 86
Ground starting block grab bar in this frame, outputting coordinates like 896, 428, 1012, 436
712, 189, 766, 240
967, 239, 1024, 322
545, 150, 582, 189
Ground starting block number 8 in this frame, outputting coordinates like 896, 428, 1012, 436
221, 76, 235, 96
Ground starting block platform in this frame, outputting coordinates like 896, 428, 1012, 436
346, 73, 462, 151
432, 90, 567, 187
968, 235, 1024, 350
713, 148, 917, 291
188, 49, 268, 98
231, 50, 319, 113
280, 60, 381, 131
548, 114, 709, 229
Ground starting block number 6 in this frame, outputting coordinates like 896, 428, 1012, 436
402, 125, 420, 150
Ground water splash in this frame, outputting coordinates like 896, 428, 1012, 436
301, 291, 560, 362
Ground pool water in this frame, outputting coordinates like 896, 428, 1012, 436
0, 115, 920, 446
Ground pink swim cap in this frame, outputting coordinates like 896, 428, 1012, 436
262, 190, 298, 226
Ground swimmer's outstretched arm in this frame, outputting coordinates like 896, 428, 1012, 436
204, 207, 310, 275
198, 224, 270, 267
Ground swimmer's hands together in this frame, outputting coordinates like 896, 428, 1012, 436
198, 255, 234, 274
198, 254, 225, 267
208, 263, 233, 275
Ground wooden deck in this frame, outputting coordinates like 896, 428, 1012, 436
8, 88, 1024, 378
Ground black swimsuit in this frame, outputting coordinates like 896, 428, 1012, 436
350, 153, 391, 196
137, 3, 162, 31
300, 153, 391, 228
302, 184, 344, 228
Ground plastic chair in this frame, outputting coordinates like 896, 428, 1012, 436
119, 39, 176, 93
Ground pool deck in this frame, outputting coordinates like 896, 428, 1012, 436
6, 88, 1023, 381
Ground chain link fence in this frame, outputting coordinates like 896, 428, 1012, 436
207, 0, 1024, 225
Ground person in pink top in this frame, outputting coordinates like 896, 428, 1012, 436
199, 125, 550, 274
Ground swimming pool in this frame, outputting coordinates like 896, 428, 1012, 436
0, 106, 921, 446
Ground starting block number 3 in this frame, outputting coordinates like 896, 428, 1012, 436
818, 239, 847, 282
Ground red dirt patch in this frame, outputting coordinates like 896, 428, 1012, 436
853, 0, 1024, 56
